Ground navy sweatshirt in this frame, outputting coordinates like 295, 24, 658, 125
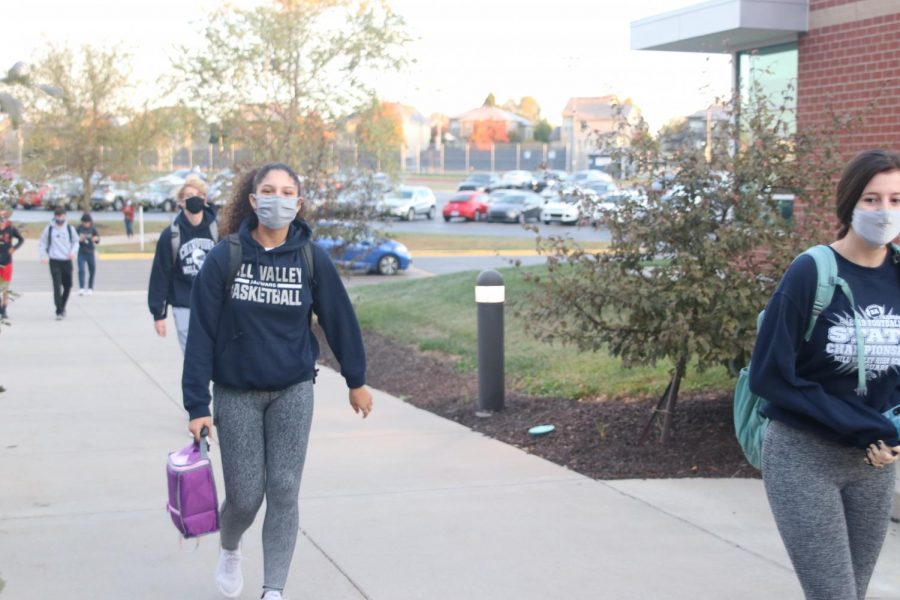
0, 223, 24, 266
749, 247, 900, 448
147, 208, 218, 319
181, 217, 367, 419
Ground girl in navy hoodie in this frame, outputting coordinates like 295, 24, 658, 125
749, 149, 900, 600
148, 176, 218, 352
183, 163, 372, 600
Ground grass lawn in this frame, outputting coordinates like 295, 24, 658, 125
18, 220, 168, 240
97, 232, 607, 255
388, 232, 607, 253
349, 265, 734, 400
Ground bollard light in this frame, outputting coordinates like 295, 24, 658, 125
476, 269, 505, 415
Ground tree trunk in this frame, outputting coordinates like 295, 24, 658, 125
659, 357, 687, 444
81, 172, 93, 214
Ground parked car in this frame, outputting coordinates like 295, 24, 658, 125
458, 172, 500, 193
16, 180, 50, 210
315, 226, 412, 275
486, 189, 515, 205
43, 176, 83, 210
442, 192, 489, 222
583, 179, 619, 198
91, 180, 134, 211
136, 182, 178, 212
487, 191, 544, 224
571, 170, 613, 186
532, 169, 568, 193
208, 169, 235, 207
590, 189, 649, 224
498, 170, 538, 190
381, 185, 436, 221
541, 187, 599, 225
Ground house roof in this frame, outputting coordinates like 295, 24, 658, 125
561, 96, 631, 120
453, 106, 531, 125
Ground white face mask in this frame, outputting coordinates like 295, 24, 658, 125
851, 208, 900, 248
252, 194, 299, 229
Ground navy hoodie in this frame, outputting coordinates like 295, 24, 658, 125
147, 207, 218, 319
181, 217, 366, 419
749, 247, 900, 448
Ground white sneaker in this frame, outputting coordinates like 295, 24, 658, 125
215, 548, 243, 598
86, 288, 93, 295
261, 591, 285, 600
78, 288, 85, 296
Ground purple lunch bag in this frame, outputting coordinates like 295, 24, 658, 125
166, 427, 220, 539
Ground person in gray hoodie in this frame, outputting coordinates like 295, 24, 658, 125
38, 206, 79, 320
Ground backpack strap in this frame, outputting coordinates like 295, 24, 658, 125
300, 243, 316, 328
45, 224, 76, 253
301, 243, 315, 293
170, 220, 180, 266
801, 245, 838, 342
802, 244, 867, 396
224, 233, 242, 297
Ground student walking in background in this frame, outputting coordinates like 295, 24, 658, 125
76, 213, 100, 295
182, 163, 372, 600
39, 206, 79, 320
148, 176, 218, 353
122, 200, 135, 238
0, 207, 24, 320
749, 149, 900, 600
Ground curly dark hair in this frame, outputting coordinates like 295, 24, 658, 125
218, 162, 304, 236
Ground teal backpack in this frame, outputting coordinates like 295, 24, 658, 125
734, 244, 872, 469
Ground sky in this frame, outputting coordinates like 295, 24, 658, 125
1, 0, 734, 131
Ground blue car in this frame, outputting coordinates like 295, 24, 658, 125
316, 231, 412, 275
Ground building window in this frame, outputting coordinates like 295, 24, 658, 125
736, 42, 798, 133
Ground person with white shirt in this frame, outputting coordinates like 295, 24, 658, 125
38, 206, 79, 320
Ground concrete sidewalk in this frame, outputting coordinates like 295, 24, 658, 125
0, 291, 898, 599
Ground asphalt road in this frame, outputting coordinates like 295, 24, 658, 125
8, 188, 595, 296
9, 191, 611, 242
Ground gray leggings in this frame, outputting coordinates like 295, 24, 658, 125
213, 379, 315, 592
762, 420, 895, 600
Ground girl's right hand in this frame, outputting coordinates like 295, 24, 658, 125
188, 417, 213, 442
865, 441, 900, 468
154, 319, 166, 337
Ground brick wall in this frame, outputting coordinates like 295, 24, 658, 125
797, 2, 900, 159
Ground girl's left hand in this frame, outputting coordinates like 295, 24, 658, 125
865, 441, 900, 468
349, 386, 373, 419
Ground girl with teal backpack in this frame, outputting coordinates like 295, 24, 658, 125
736, 149, 900, 600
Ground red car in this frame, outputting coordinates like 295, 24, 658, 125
18, 182, 50, 210
442, 192, 489, 222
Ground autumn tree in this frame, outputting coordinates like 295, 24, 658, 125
23, 45, 136, 209
503, 96, 541, 123
469, 120, 509, 149
516, 82, 860, 443
533, 119, 553, 143
355, 100, 403, 175
483, 93, 497, 108
173, 0, 410, 189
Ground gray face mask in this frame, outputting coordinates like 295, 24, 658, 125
851, 208, 900, 248
253, 194, 299, 229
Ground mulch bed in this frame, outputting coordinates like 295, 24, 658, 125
315, 327, 758, 480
